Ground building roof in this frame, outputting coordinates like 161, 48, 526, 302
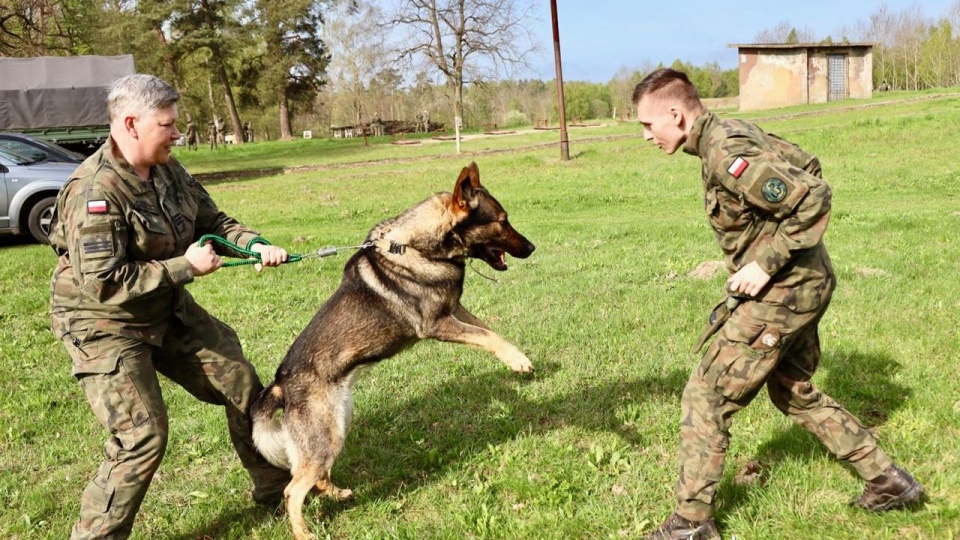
728, 42, 875, 49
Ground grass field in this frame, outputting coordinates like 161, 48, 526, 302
1, 93, 959, 539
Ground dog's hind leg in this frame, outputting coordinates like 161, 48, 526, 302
312, 372, 361, 501
284, 462, 322, 540
316, 474, 353, 501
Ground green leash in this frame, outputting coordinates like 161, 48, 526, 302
196, 234, 366, 267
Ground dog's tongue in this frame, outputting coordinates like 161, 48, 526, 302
498, 251, 506, 266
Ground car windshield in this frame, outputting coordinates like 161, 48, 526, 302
0, 147, 33, 166
0, 141, 48, 164
29, 137, 84, 161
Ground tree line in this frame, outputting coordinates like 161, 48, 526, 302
2, 1, 959, 141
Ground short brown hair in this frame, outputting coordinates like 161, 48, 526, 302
631, 68, 701, 109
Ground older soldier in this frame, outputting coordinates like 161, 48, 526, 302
632, 68, 923, 540
49, 74, 291, 539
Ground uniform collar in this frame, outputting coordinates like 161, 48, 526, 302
103, 136, 151, 186
681, 111, 717, 158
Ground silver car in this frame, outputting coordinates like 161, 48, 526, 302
0, 147, 77, 243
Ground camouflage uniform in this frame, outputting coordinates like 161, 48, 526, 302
674, 112, 893, 521
49, 138, 289, 539
207, 121, 217, 150
184, 120, 198, 151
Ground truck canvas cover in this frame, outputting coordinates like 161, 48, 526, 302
0, 55, 135, 130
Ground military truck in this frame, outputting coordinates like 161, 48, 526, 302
0, 55, 135, 156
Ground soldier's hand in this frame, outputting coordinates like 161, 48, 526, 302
185, 241, 223, 277
726, 261, 771, 297
250, 244, 289, 272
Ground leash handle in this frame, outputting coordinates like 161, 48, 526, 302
196, 234, 305, 267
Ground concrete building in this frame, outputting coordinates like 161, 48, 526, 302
730, 43, 874, 111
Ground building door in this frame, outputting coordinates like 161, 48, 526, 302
828, 55, 847, 101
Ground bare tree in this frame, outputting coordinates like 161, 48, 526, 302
891, 4, 929, 90
753, 20, 816, 43
384, 0, 539, 127
325, 1, 390, 126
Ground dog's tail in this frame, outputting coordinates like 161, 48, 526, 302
250, 382, 292, 470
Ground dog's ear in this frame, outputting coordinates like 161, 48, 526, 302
452, 162, 482, 210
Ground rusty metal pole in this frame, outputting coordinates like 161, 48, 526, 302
550, 0, 570, 161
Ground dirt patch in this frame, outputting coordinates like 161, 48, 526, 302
688, 260, 725, 280
734, 460, 766, 486
856, 267, 892, 278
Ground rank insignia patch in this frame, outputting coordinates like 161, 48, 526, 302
761, 178, 787, 203
172, 213, 187, 235
87, 200, 109, 214
727, 157, 749, 178
82, 234, 113, 255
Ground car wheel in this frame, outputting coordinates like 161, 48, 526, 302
27, 196, 57, 244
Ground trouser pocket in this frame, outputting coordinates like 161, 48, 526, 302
699, 319, 782, 401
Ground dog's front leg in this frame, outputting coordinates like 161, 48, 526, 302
453, 303, 491, 330
428, 316, 533, 373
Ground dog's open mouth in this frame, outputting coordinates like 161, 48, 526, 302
480, 247, 508, 271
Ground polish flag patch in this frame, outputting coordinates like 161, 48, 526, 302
727, 157, 749, 178
87, 200, 109, 214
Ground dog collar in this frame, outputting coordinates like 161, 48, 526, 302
371, 238, 414, 256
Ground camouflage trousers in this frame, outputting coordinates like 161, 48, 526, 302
675, 293, 893, 521
60, 302, 289, 540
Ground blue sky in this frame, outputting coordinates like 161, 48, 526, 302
530, 0, 959, 82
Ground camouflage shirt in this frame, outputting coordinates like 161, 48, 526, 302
49, 137, 261, 345
682, 112, 834, 311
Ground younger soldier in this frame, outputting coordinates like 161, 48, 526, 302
49, 74, 291, 539
632, 68, 923, 540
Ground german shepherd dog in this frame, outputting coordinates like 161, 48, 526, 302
250, 162, 535, 539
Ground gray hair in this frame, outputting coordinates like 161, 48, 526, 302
107, 74, 179, 122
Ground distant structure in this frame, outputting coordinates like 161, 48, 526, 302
729, 42, 874, 111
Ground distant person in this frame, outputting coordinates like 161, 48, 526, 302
207, 120, 217, 150
632, 68, 923, 540
243, 121, 253, 143
48, 73, 291, 539
184, 118, 198, 150
215, 117, 226, 145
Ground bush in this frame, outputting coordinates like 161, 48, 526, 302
501, 109, 529, 128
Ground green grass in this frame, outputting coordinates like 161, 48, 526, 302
1, 94, 959, 539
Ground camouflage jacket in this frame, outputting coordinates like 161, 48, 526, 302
49, 137, 261, 345
682, 112, 835, 312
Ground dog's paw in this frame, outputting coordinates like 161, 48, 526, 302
330, 486, 354, 501
507, 352, 534, 373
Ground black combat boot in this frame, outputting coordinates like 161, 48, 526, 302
851, 464, 924, 511
643, 512, 721, 540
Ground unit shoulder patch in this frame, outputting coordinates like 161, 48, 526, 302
739, 161, 809, 219
761, 178, 788, 203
